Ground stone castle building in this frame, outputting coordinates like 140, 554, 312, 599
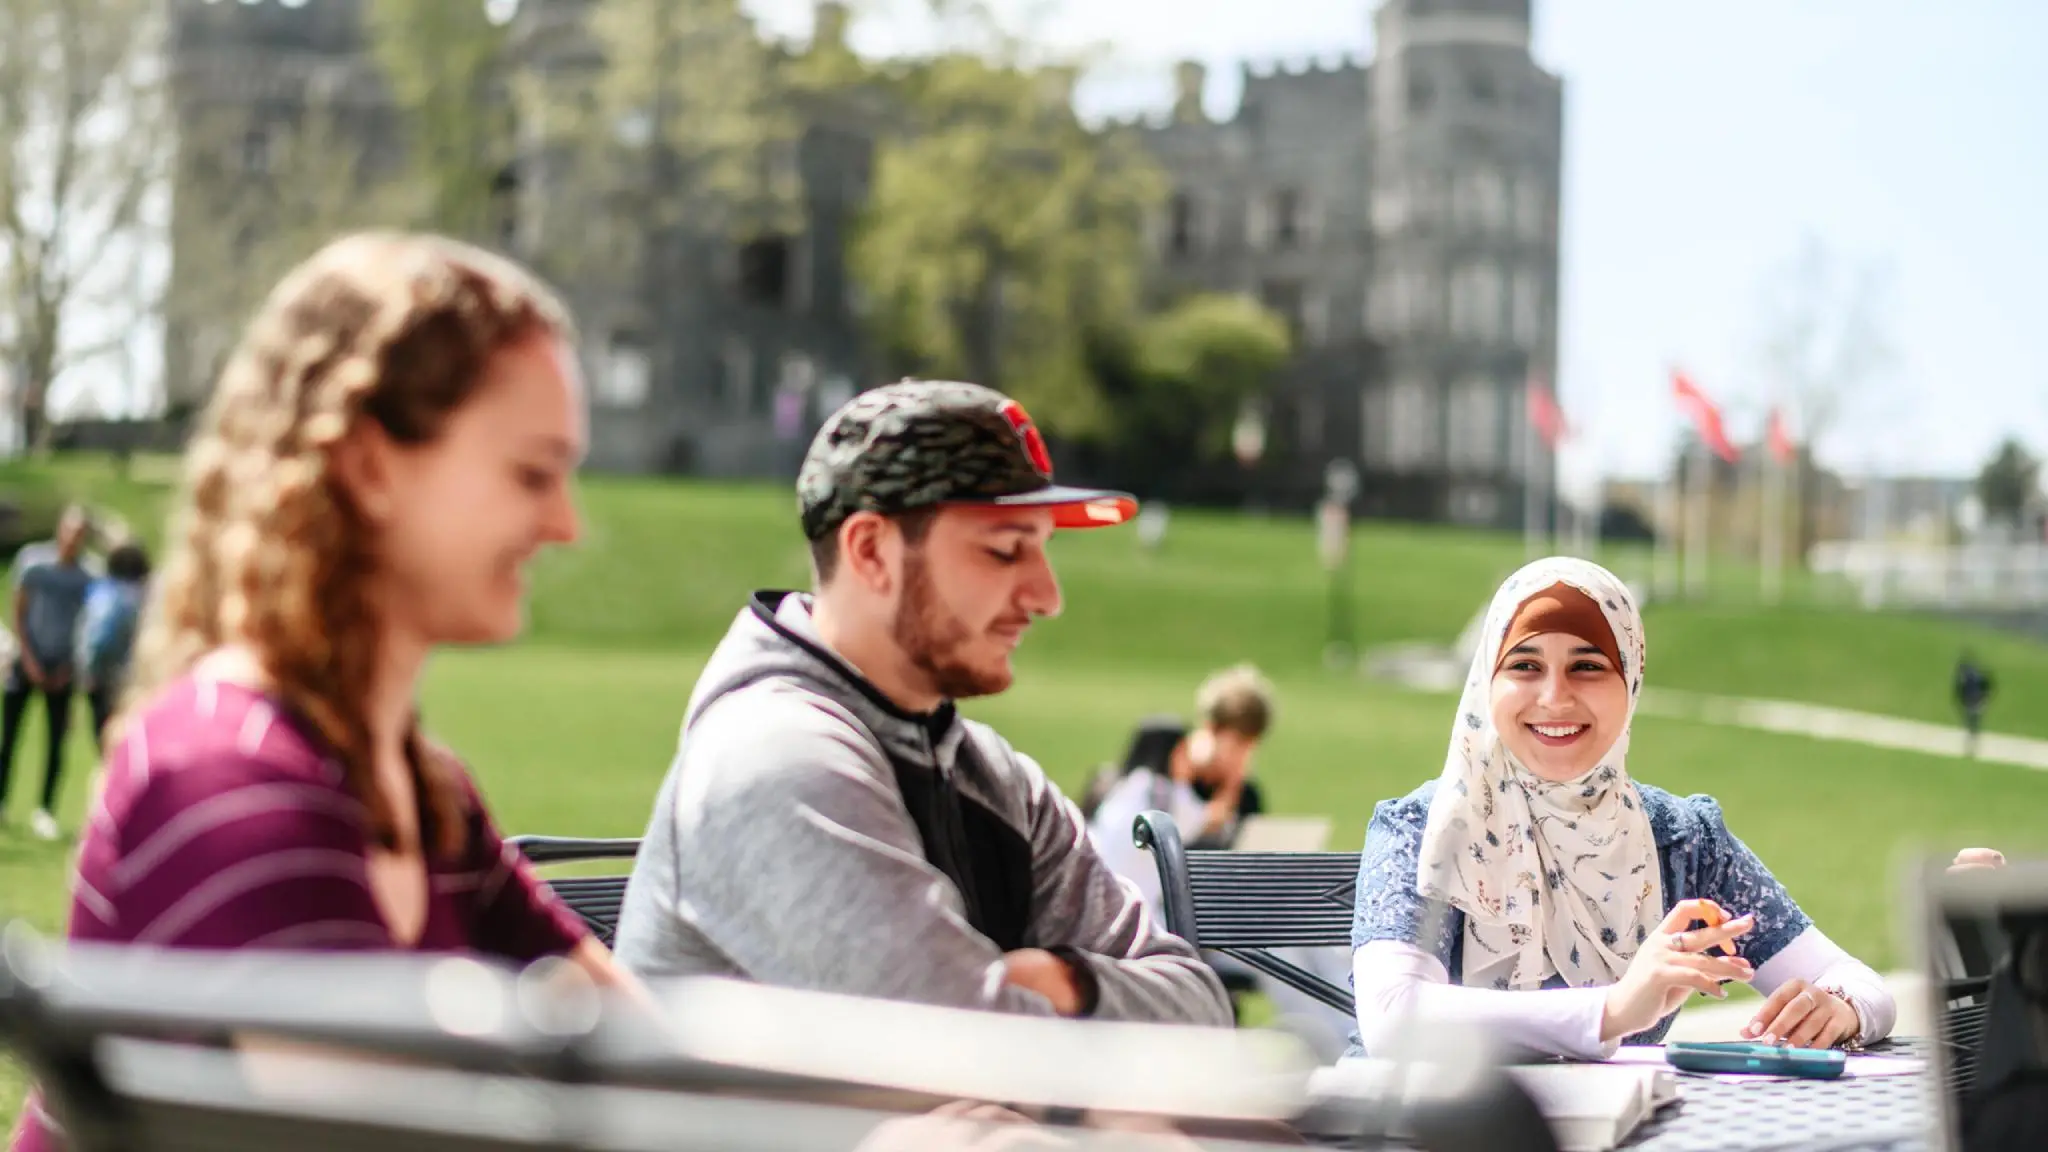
162, 0, 1562, 526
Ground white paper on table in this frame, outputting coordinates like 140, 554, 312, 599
1601, 1045, 1925, 1080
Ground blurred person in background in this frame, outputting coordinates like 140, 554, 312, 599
1350, 557, 1894, 1060
76, 539, 152, 751
1082, 667, 1352, 1060
0, 504, 95, 841
1956, 651, 1993, 758
1085, 663, 1278, 916
10, 232, 645, 1152
614, 380, 1231, 1027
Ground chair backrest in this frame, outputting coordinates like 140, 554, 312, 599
1134, 810, 1358, 1015
509, 835, 641, 948
1941, 976, 1991, 1103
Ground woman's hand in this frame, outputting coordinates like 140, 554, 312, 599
1742, 979, 1860, 1048
1601, 898, 1756, 1042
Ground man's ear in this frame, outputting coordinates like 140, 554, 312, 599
838, 513, 898, 596
329, 422, 400, 525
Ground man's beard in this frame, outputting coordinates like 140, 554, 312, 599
892, 550, 1012, 702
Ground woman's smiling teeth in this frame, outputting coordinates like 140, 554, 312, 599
1529, 723, 1587, 744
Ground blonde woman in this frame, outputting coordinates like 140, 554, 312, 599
1349, 557, 1894, 1060
13, 233, 641, 1152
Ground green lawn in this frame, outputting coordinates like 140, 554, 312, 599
5, 454, 2048, 1131
9, 454, 2047, 737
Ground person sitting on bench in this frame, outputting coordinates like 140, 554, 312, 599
1085, 665, 1277, 925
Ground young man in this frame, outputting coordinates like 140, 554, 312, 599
614, 380, 1231, 1026
1085, 665, 1277, 924
77, 539, 151, 749
1, 505, 95, 839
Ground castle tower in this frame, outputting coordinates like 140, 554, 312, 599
1364, 0, 1562, 526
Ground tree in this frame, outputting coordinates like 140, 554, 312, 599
1123, 293, 1291, 461
850, 8, 1165, 438
164, 101, 421, 401
364, 0, 515, 242
510, 0, 799, 281
1755, 236, 1898, 560
0, 0, 170, 448
1976, 437, 2040, 530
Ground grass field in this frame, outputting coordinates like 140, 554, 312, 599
10, 455, 2047, 733
5, 454, 2048, 1131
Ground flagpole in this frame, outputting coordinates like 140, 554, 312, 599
1577, 449, 1601, 559
1685, 437, 1709, 599
1657, 448, 1679, 600
1523, 389, 1541, 560
1546, 437, 1559, 556
1761, 439, 1783, 604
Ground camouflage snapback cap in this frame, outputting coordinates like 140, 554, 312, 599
797, 379, 1139, 542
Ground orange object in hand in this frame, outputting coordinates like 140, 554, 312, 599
1698, 902, 1729, 956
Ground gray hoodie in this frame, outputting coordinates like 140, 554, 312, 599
613, 591, 1231, 1026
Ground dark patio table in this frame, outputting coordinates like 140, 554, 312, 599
1624, 1038, 1939, 1152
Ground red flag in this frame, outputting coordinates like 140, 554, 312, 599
1526, 374, 1570, 447
1765, 406, 1796, 465
1672, 369, 1739, 463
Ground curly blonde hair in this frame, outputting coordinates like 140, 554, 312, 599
127, 231, 575, 859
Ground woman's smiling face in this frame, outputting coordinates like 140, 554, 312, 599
1490, 630, 1629, 783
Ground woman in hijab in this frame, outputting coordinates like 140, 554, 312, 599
1348, 557, 1894, 1060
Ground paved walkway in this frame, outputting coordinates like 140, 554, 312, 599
1364, 644, 2048, 772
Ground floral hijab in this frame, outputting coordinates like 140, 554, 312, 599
1415, 557, 1662, 991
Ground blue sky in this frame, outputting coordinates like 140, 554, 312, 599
750, 0, 2045, 485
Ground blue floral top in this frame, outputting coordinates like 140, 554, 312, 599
1350, 779, 1811, 1046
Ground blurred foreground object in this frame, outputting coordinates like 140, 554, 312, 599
2, 924, 1560, 1151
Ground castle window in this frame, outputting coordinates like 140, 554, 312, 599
737, 235, 791, 307
1167, 192, 1199, 257
1272, 188, 1304, 249
1408, 76, 1434, 113
1511, 268, 1543, 349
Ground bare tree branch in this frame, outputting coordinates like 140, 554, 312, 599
1754, 234, 1901, 558
161, 99, 422, 402
0, 0, 168, 444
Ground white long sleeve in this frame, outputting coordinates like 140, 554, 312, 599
1353, 927, 1896, 1061
1749, 926, 1896, 1045
1352, 940, 1617, 1062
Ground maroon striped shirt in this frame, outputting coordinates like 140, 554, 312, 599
11, 675, 589, 1151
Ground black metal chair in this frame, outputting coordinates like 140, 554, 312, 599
510, 835, 640, 948
1134, 809, 1358, 1017
1940, 973, 1992, 1102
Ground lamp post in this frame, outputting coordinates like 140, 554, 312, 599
1319, 458, 1360, 669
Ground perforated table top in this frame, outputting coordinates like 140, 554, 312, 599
1626, 1039, 1937, 1151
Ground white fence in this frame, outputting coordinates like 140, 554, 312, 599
1810, 540, 2048, 610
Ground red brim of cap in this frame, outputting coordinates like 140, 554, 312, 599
979, 485, 1140, 529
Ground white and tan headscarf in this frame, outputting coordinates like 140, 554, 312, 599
1416, 556, 1661, 992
